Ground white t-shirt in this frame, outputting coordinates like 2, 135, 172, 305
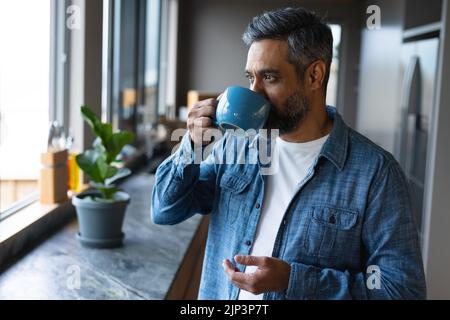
238, 134, 329, 300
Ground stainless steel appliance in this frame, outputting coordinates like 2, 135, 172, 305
396, 36, 439, 246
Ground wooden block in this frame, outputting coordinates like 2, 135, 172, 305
41, 149, 68, 166
39, 149, 68, 204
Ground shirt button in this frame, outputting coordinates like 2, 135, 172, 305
329, 214, 336, 224
245, 240, 251, 246
255, 203, 260, 209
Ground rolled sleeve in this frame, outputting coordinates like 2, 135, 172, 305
286, 262, 319, 299
151, 132, 221, 225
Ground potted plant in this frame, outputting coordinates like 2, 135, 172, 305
72, 106, 135, 248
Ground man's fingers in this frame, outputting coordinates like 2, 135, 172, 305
189, 105, 216, 120
234, 255, 267, 267
223, 259, 247, 282
224, 256, 290, 295
222, 259, 235, 277
194, 105, 216, 119
193, 116, 212, 128
188, 98, 219, 146
223, 259, 252, 284
192, 98, 217, 109
223, 258, 265, 295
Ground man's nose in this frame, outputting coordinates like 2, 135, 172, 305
250, 80, 266, 97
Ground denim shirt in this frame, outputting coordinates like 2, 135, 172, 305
151, 106, 426, 300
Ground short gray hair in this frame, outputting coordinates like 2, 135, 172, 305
243, 7, 333, 91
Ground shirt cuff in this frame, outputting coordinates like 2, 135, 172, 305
172, 133, 205, 176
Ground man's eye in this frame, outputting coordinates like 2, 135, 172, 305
264, 74, 274, 81
247, 75, 254, 83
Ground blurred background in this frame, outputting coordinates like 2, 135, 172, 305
0, 0, 450, 299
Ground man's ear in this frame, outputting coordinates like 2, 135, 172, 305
305, 60, 326, 91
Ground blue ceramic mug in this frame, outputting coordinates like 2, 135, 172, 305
215, 86, 271, 131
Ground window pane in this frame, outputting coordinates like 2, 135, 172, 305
141, 0, 161, 133
0, 0, 51, 214
107, 0, 161, 149
145, 0, 160, 88
326, 24, 342, 107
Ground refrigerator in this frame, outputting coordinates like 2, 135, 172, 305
395, 36, 439, 247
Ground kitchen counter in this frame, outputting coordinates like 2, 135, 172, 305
0, 173, 203, 299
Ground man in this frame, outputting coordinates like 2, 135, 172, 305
151, 7, 426, 299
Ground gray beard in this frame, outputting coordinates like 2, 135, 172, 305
264, 90, 310, 135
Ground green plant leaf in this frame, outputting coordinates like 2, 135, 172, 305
81, 106, 113, 151
90, 181, 120, 199
76, 149, 109, 183
99, 123, 113, 147
90, 181, 109, 189
93, 137, 106, 153
80, 106, 101, 130
96, 154, 109, 181
105, 167, 131, 186
98, 185, 122, 200
76, 150, 103, 183
106, 131, 135, 163
78, 105, 135, 199
105, 165, 119, 179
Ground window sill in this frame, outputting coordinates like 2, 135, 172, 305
0, 187, 91, 243
0, 193, 78, 271
1, 200, 60, 244
0, 172, 204, 299
0, 149, 147, 271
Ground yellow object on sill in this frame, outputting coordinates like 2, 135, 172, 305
68, 152, 83, 193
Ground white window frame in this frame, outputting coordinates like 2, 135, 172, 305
0, 0, 70, 222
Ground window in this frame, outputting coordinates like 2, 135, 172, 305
143, 0, 161, 122
0, 0, 52, 219
326, 24, 342, 108
158, 0, 177, 119
104, 0, 162, 152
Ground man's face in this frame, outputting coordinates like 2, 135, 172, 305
245, 39, 310, 135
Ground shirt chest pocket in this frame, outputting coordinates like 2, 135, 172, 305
219, 172, 252, 224
303, 206, 358, 258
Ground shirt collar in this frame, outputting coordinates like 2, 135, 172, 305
249, 105, 349, 171
319, 106, 349, 171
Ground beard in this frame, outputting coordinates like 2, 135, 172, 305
264, 89, 310, 135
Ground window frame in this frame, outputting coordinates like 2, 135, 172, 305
158, 0, 178, 119
104, 0, 162, 145
0, 194, 38, 222
0, 0, 71, 221
50, 0, 72, 134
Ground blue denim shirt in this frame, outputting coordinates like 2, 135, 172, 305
151, 106, 426, 300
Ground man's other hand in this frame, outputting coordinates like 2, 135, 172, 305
222, 255, 291, 295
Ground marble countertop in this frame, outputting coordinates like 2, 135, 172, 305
0, 173, 202, 300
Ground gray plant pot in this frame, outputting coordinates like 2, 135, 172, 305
72, 191, 130, 249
